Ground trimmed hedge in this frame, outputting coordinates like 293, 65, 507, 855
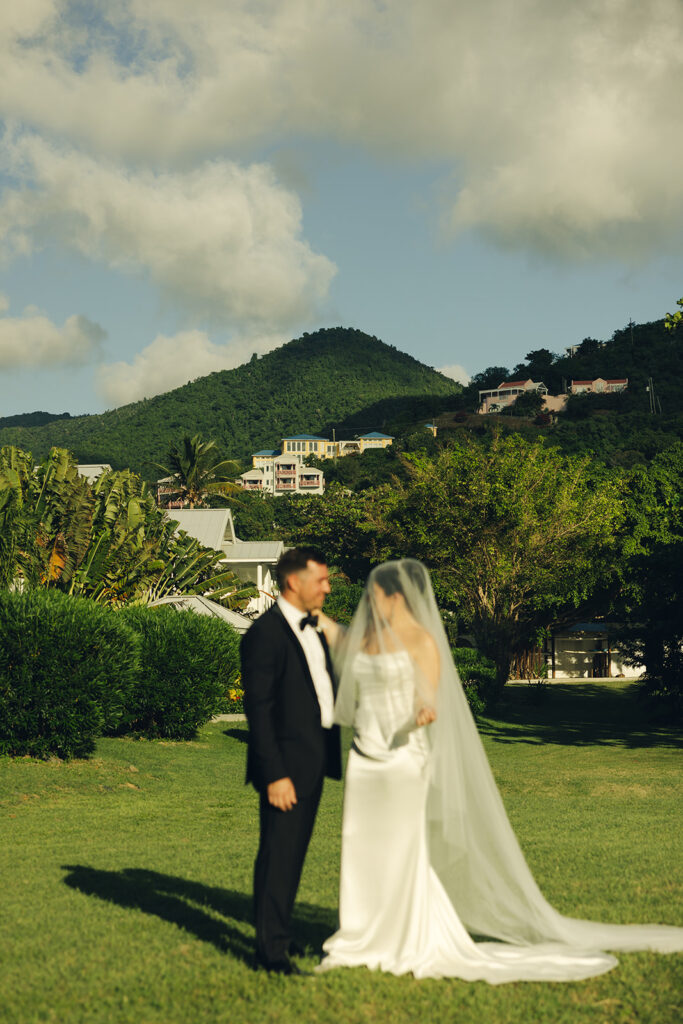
0, 589, 139, 758
120, 606, 241, 740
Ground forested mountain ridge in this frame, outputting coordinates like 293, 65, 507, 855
0, 328, 461, 476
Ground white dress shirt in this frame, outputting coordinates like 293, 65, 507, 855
277, 595, 335, 729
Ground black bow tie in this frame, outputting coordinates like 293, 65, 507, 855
300, 613, 319, 630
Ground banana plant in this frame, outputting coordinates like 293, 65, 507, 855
0, 445, 255, 609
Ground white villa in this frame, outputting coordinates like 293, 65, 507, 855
241, 449, 325, 496
239, 431, 395, 495
168, 508, 283, 615
478, 379, 549, 414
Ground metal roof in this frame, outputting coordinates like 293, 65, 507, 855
222, 540, 284, 563
253, 449, 280, 457
169, 509, 235, 550
149, 595, 253, 634
360, 432, 394, 439
281, 434, 329, 441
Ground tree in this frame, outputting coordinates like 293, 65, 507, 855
664, 297, 683, 332
502, 389, 545, 418
151, 434, 241, 508
0, 446, 253, 608
616, 444, 683, 717
380, 434, 623, 693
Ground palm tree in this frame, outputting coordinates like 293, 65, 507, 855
151, 434, 241, 509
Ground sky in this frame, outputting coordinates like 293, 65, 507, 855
1, 0, 682, 417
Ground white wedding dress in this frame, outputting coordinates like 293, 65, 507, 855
317, 560, 683, 983
318, 651, 630, 982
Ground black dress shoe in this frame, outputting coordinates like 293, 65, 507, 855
255, 954, 312, 977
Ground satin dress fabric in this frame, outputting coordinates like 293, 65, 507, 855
317, 651, 617, 983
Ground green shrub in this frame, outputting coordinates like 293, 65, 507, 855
120, 606, 241, 739
452, 646, 496, 714
0, 589, 140, 759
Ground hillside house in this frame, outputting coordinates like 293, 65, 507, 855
240, 450, 325, 495
570, 378, 628, 395
478, 379, 549, 414
280, 432, 394, 458
240, 430, 394, 494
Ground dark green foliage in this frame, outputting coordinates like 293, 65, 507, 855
230, 490, 279, 540
0, 411, 72, 429
0, 328, 460, 476
324, 571, 364, 626
306, 446, 407, 491
120, 606, 241, 739
452, 647, 495, 714
0, 589, 139, 759
503, 389, 545, 418
615, 444, 683, 721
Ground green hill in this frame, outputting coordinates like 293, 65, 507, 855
455, 317, 683, 467
0, 327, 461, 476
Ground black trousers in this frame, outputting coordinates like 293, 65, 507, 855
253, 775, 324, 964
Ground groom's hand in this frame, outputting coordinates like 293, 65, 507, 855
267, 777, 297, 811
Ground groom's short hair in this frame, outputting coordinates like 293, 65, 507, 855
276, 546, 327, 592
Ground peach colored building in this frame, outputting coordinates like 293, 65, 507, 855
570, 378, 628, 395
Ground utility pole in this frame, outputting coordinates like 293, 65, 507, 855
646, 377, 662, 415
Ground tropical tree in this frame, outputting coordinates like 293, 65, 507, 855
151, 434, 241, 508
0, 446, 254, 608
377, 434, 623, 693
0, 446, 36, 588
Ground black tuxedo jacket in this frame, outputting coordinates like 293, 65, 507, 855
241, 603, 342, 797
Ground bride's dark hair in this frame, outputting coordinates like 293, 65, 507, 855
371, 559, 427, 616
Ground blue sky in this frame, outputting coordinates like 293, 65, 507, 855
1, 1, 682, 417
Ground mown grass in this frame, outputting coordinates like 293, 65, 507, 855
1, 681, 681, 1024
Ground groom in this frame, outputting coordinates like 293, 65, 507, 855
241, 546, 342, 974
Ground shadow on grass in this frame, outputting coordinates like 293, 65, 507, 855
480, 683, 682, 749
61, 865, 336, 964
223, 728, 248, 743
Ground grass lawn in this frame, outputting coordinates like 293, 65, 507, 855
1, 681, 681, 1024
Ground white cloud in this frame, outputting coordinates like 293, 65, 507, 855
438, 364, 470, 385
0, 304, 106, 369
438, 364, 471, 387
0, 135, 336, 330
96, 327, 287, 405
1, 1, 682, 259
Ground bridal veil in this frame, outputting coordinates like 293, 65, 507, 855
332, 559, 683, 957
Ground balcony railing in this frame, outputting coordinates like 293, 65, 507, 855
299, 479, 320, 488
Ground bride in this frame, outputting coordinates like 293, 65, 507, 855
315, 559, 683, 983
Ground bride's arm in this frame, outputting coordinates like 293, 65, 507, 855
415, 633, 440, 726
314, 608, 344, 648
